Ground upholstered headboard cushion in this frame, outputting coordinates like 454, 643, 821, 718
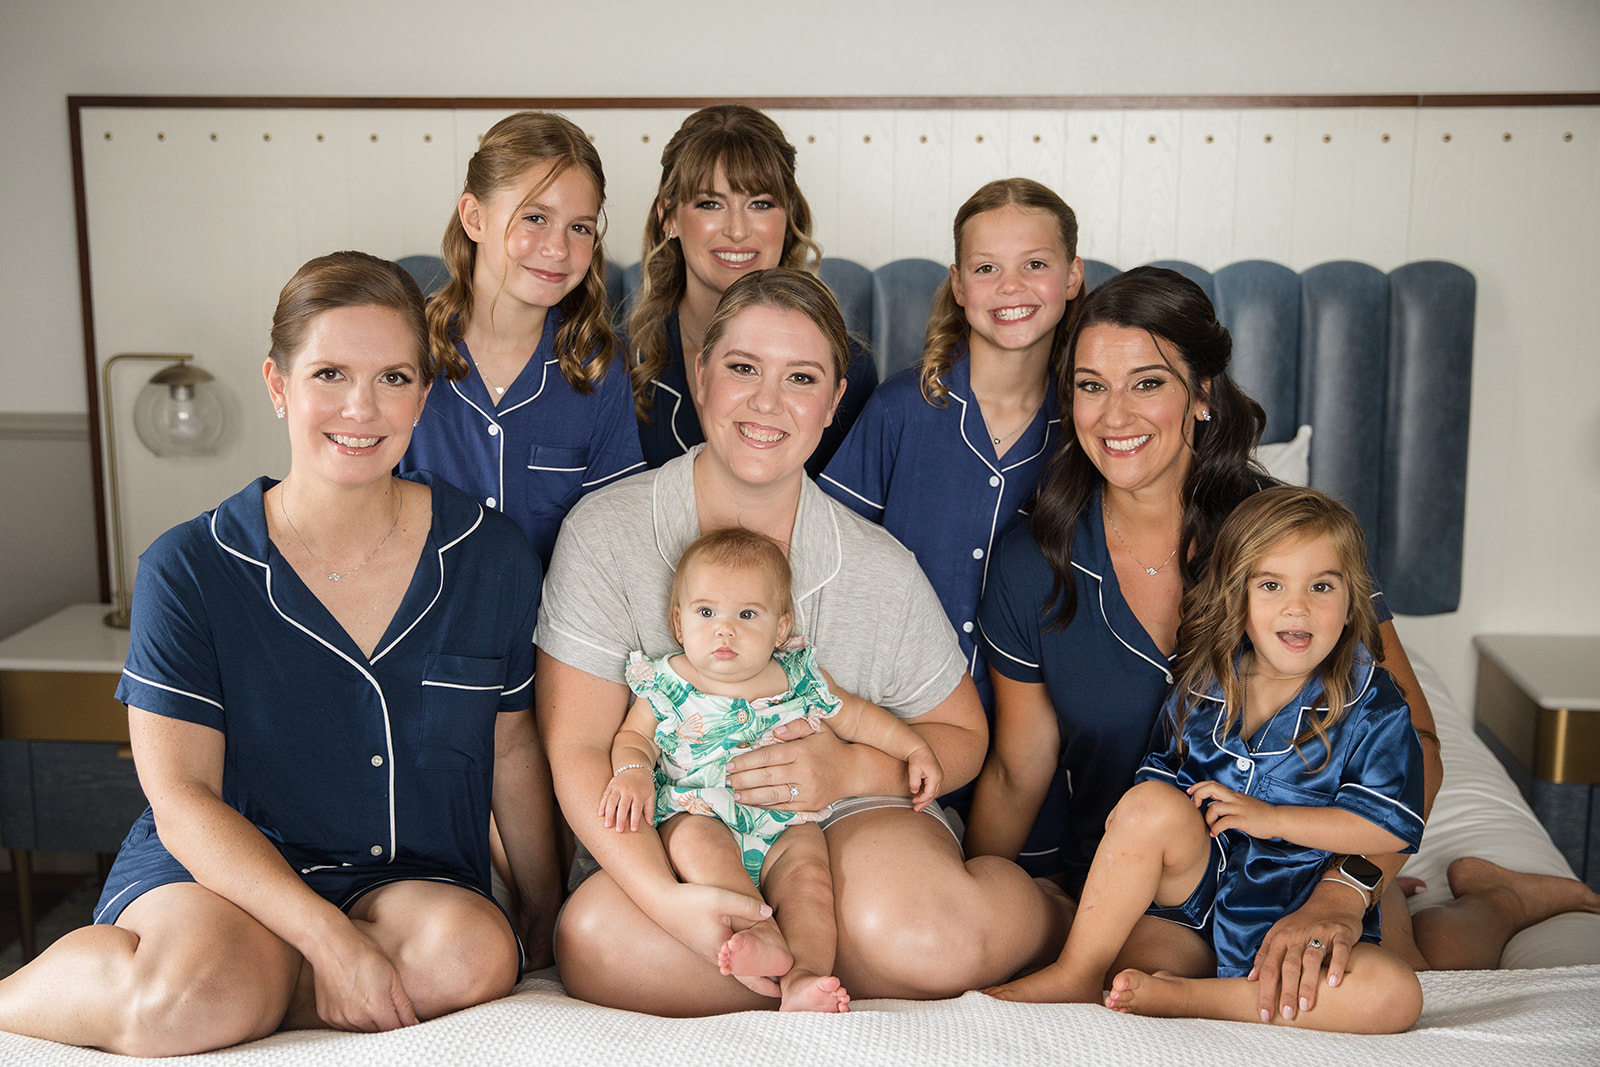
408, 254, 1474, 616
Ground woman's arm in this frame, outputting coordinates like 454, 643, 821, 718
964, 672, 1061, 861
1378, 619, 1442, 818
490, 708, 564, 970
131, 708, 417, 1032
725, 673, 988, 811
536, 651, 769, 961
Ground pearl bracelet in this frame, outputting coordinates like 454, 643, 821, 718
612, 763, 650, 776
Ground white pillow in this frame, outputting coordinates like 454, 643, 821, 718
1253, 423, 1313, 486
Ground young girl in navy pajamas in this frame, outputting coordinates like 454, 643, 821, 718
820, 178, 1084, 734
986, 485, 1425, 1033
401, 111, 643, 569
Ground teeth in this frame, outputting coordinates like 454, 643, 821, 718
716, 251, 758, 264
739, 424, 786, 443
993, 306, 1037, 322
331, 434, 381, 448
1103, 435, 1151, 452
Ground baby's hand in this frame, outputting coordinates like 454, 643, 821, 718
906, 745, 944, 812
1187, 780, 1277, 839
599, 766, 654, 832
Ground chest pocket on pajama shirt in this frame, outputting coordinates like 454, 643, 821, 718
526, 444, 587, 517
418, 653, 507, 770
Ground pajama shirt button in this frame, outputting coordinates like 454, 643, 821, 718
736, 709, 749, 724
1235, 757, 1251, 771
972, 548, 984, 559
962, 621, 974, 633
370, 845, 383, 856
989, 475, 1001, 487
487, 424, 500, 436
486, 497, 497, 508
370, 755, 383, 767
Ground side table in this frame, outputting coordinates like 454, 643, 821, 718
0, 604, 146, 960
1473, 633, 1600, 890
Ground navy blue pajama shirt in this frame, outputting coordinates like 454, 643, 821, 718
95, 473, 539, 924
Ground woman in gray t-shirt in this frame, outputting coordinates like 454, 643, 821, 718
537, 269, 1067, 1013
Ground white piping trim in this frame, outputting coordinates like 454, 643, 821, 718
503, 669, 534, 698
94, 878, 143, 924
818, 473, 883, 512
448, 379, 506, 514
120, 669, 223, 711
975, 619, 1040, 670
583, 461, 645, 488
421, 680, 502, 692
1342, 782, 1424, 827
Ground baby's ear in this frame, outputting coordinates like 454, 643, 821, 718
670, 606, 683, 644
775, 612, 793, 647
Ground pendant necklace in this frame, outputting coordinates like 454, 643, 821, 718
280, 488, 402, 582
1103, 501, 1178, 576
980, 397, 1044, 449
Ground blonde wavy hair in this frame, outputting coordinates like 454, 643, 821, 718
628, 105, 822, 420
920, 178, 1083, 406
427, 111, 616, 390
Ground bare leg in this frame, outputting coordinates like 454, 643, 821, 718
1106, 943, 1422, 1033
987, 782, 1211, 1004
756, 825, 849, 1013
826, 808, 1071, 998
660, 814, 787, 1000
1407, 857, 1600, 970
0, 883, 300, 1056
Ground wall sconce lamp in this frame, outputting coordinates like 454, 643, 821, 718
102, 353, 226, 628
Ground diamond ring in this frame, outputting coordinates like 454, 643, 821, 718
788, 783, 799, 801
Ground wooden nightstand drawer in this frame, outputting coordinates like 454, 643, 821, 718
0, 739, 147, 853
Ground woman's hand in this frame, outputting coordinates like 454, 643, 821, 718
1247, 879, 1365, 1022
599, 768, 655, 832
727, 718, 857, 811
309, 926, 419, 1032
649, 882, 778, 995
1188, 780, 1279, 839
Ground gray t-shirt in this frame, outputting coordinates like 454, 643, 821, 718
538, 447, 967, 719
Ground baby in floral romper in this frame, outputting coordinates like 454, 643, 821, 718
601, 527, 942, 1013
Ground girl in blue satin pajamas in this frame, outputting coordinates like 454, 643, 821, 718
986, 486, 1427, 1033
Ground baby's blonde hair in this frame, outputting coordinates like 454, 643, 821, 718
670, 527, 795, 623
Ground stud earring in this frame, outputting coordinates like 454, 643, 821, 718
1198, 409, 1211, 422
413, 417, 420, 428
666, 227, 676, 240
275, 406, 286, 419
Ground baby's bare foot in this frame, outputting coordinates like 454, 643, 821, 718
718, 925, 793, 980
780, 973, 850, 1013
1104, 968, 1189, 1017
1447, 857, 1600, 924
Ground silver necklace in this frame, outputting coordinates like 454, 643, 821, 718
1103, 501, 1178, 576
474, 359, 509, 397
280, 488, 402, 582
980, 397, 1044, 449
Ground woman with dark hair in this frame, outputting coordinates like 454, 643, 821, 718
0, 252, 556, 1055
968, 265, 1593, 1020
627, 104, 876, 476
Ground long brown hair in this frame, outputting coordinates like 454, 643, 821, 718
1033, 266, 1267, 628
628, 105, 821, 420
920, 178, 1083, 405
428, 111, 616, 391
1172, 485, 1383, 771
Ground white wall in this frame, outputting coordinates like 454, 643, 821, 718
2, 1, 1598, 711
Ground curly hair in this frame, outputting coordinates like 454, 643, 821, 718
919, 178, 1083, 406
628, 105, 822, 420
427, 111, 616, 391
1032, 266, 1267, 628
1171, 485, 1384, 771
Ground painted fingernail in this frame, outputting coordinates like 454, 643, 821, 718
1300, 997, 1309, 1011
1282, 1005, 1295, 1020
1261, 1009, 1272, 1023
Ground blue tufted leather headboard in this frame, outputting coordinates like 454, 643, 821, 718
406, 253, 1473, 616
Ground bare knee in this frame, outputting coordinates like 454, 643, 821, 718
1105, 781, 1196, 839
661, 814, 739, 883
114, 940, 293, 1056
1342, 948, 1423, 1034
394, 903, 518, 1018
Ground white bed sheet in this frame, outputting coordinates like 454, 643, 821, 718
2, 655, 1596, 1064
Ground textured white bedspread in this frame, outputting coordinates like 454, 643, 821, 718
2, 966, 1598, 1066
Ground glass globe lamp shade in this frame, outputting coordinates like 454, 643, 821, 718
131, 364, 224, 456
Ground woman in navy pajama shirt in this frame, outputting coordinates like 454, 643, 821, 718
0, 253, 558, 1056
